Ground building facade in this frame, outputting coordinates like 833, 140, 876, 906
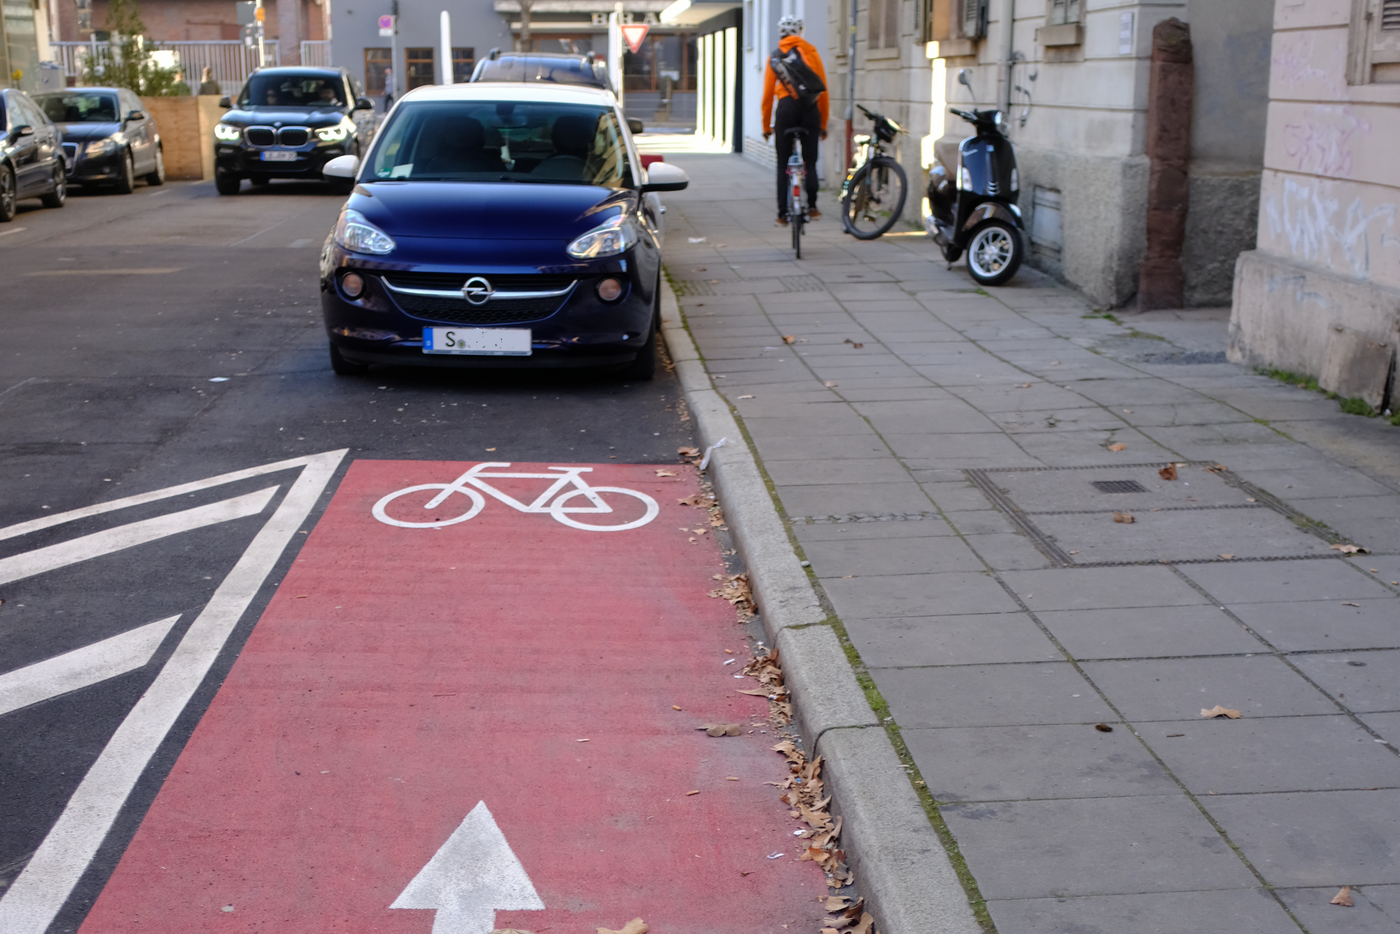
1228, 0, 1400, 411
830, 0, 1274, 309
3, 0, 54, 92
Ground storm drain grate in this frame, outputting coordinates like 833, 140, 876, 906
1091, 480, 1148, 494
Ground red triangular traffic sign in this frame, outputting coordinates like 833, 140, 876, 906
620, 23, 649, 54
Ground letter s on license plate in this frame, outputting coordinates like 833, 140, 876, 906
423, 327, 532, 356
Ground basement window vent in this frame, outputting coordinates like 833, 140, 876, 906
1031, 186, 1063, 259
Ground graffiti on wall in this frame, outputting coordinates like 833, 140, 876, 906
1281, 106, 1372, 179
1271, 32, 1345, 98
1265, 175, 1400, 282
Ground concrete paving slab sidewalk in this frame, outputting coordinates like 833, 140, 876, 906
654, 150, 1400, 934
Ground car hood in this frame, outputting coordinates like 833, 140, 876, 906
56, 122, 121, 141
349, 182, 636, 241
221, 106, 346, 128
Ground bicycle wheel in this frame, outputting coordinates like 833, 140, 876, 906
841, 156, 908, 240
372, 484, 486, 528
792, 209, 803, 258
548, 487, 660, 531
787, 179, 803, 258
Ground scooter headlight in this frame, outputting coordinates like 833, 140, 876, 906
1010, 168, 1019, 191
959, 166, 972, 191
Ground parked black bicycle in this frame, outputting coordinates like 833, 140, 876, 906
840, 104, 908, 240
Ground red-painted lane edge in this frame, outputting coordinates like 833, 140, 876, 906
82, 461, 825, 933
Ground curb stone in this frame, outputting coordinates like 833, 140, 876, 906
658, 277, 982, 934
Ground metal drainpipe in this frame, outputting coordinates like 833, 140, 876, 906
1001, 0, 1015, 116
845, 0, 858, 168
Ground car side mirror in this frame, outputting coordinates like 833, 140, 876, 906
322, 154, 360, 179
353, 97, 374, 111
219, 96, 232, 108
640, 161, 688, 193
627, 118, 644, 134
126, 110, 146, 122
17, 124, 34, 137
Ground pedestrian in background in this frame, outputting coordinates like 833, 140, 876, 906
761, 15, 828, 225
198, 66, 220, 96
384, 67, 394, 112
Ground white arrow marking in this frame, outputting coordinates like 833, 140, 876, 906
0, 486, 278, 586
392, 801, 545, 934
0, 615, 181, 718
0, 450, 345, 934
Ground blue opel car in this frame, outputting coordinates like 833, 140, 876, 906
318, 83, 688, 379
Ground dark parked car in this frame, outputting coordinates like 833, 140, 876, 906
471, 50, 614, 93
317, 83, 688, 379
1, 87, 66, 222
33, 87, 164, 193
213, 66, 376, 195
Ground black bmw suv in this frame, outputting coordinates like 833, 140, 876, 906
213, 67, 376, 195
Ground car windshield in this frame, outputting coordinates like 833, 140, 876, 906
368, 100, 633, 187
239, 74, 343, 108
474, 57, 608, 89
35, 92, 119, 123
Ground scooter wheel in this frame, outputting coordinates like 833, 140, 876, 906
965, 220, 1023, 287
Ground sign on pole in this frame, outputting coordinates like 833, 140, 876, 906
620, 23, 649, 54
378, 14, 395, 36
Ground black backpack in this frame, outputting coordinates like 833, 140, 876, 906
770, 46, 826, 106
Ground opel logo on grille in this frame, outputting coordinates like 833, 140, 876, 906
462, 276, 493, 305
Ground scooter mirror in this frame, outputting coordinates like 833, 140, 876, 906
957, 68, 973, 90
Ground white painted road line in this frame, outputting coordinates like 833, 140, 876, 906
391, 801, 545, 934
0, 451, 341, 544
0, 450, 344, 934
0, 616, 181, 717
0, 487, 278, 587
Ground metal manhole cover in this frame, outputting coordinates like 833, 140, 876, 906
1091, 480, 1148, 494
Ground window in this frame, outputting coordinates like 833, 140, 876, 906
452, 47, 475, 83
870, 0, 899, 49
1046, 0, 1079, 26
961, 0, 986, 39
406, 48, 436, 90
364, 47, 391, 95
1349, 0, 1400, 83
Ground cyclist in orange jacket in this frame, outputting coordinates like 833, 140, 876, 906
762, 15, 829, 225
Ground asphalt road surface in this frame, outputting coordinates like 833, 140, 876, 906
0, 181, 824, 934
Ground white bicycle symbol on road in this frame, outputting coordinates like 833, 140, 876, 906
372, 462, 660, 532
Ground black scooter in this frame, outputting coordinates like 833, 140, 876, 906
926, 108, 1025, 287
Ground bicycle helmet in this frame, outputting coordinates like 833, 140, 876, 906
778, 14, 803, 36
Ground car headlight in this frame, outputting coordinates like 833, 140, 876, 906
84, 139, 118, 156
317, 124, 351, 142
566, 214, 639, 259
213, 123, 242, 142
334, 208, 396, 255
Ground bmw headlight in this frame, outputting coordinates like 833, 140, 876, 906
317, 123, 351, 142
213, 123, 242, 142
566, 214, 639, 259
334, 208, 396, 255
84, 139, 118, 156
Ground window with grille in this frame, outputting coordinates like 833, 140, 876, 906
406, 48, 435, 90
962, 0, 986, 39
452, 47, 475, 83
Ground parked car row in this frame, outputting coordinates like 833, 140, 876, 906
1, 85, 164, 222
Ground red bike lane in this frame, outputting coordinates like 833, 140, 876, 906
80, 460, 826, 934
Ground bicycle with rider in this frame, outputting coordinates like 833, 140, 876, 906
761, 15, 829, 226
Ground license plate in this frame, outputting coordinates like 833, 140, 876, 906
260, 151, 297, 162
423, 327, 532, 356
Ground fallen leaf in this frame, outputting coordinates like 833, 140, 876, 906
1021, 382, 1032, 388
824, 381, 838, 388
678, 446, 700, 457
686, 790, 700, 795
727, 776, 739, 781
1206, 463, 1228, 473
700, 723, 742, 736
1219, 553, 1235, 560
1166, 733, 1185, 737
1108, 442, 1127, 452
1159, 464, 1178, 480
1331, 543, 1370, 555
1341, 601, 1360, 607
823, 896, 852, 911
577, 738, 590, 742
851, 913, 875, 934
843, 339, 864, 349
672, 705, 681, 710
783, 335, 797, 344
1201, 705, 1242, 719
485, 447, 497, 452
738, 394, 755, 399
655, 469, 677, 477
1113, 512, 1135, 524
1331, 886, 1353, 907
1094, 723, 1113, 732
597, 919, 649, 934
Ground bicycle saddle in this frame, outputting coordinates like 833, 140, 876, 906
785, 127, 809, 138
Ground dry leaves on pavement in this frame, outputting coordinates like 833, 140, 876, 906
1206, 463, 1228, 474
1331, 886, 1353, 907
709, 572, 755, 618
843, 339, 864, 349
597, 920, 648, 934
771, 738, 851, 889
819, 896, 875, 933
742, 649, 791, 722
1159, 464, 1179, 480
1113, 512, 1135, 524
698, 723, 743, 737
783, 335, 797, 344
678, 445, 700, 459
1331, 543, 1370, 555
1201, 705, 1242, 719
1107, 442, 1127, 452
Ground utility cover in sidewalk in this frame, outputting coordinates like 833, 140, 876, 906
966, 463, 1336, 567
